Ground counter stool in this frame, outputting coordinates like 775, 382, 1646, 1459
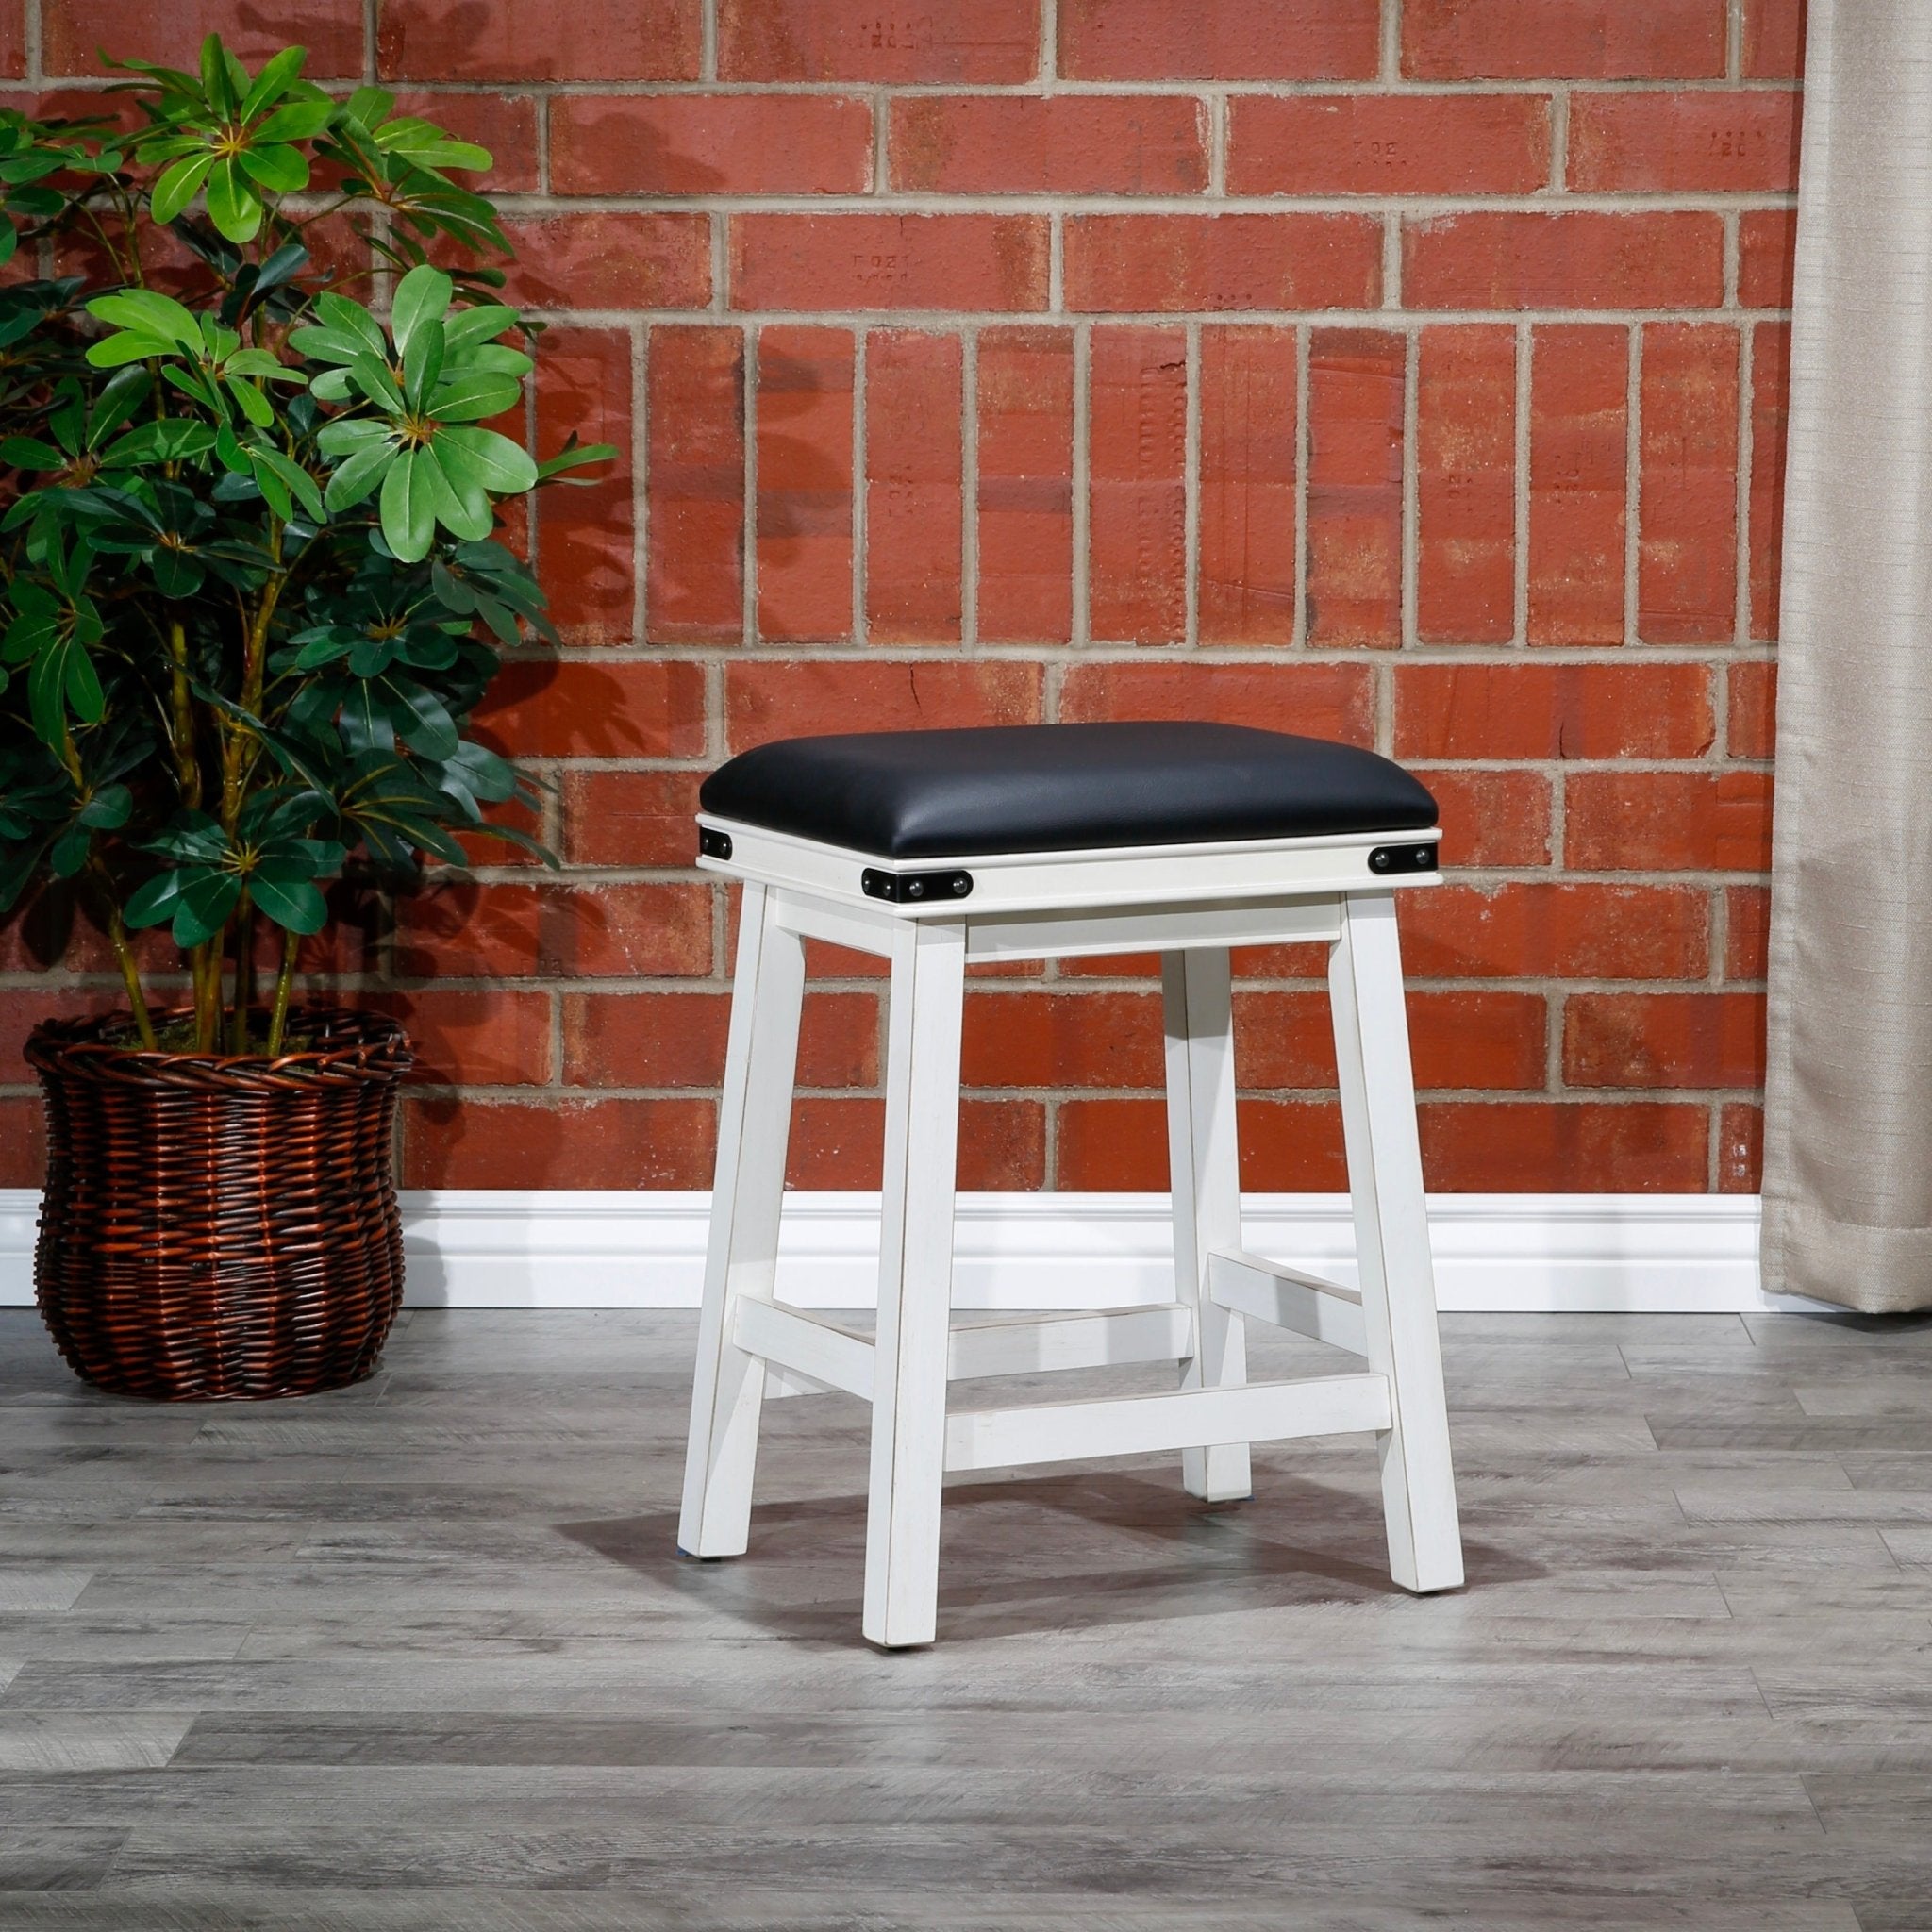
677, 721, 1463, 1647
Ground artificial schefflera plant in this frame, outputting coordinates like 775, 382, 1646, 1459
0, 36, 610, 1055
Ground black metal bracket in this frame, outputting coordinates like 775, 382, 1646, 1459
860, 867, 974, 905
1367, 842, 1439, 876
697, 826, 733, 861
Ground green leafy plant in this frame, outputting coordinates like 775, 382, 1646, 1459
0, 35, 612, 1055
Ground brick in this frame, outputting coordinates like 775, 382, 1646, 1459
1719, 1100, 1762, 1192
1565, 771, 1773, 873
403, 1097, 714, 1189
731, 215, 1049, 314
1059, 0, 1378, 80
720, 0, 1040, 81
563, 991, 876, 1090
534, 328, 633, 645
1425, 769, 1554, 868
1751, 322, 1790, 640
379, 0, 699, 79
1565, 992, 1765, 1090
783, 1096, 1044, 1190
1403, 0, 1724, 79
1639, 324, 1740, 644
1396, 662, 1714, 760
1199, 326, 1298, 644
891, 94, 1208, 196
49, 0, 359, 75
474, 660, 707, 760
1229, 94, 1550, 196
1062, 661, 1374, 744
1065, 214, 1381, 314
1057, 1097, 1348, 1190
553, 94, 873, 196
1527, 324, 1628, 646
867, 332, 964, 644
1237, 989, 1547, 1091
1419, 1100, 1708, 1191
1088, 327, 1188, 642
1727, 661, 1777, 759
0, 4, 24, 78
1739, 209, 1795, 308
757, 326, 854, 643
497, 214, 710, 311
561, 771, 706, 869
392, 92, 540, 193
0, 989, 120, 1075
363, 991, 553, 1088
1402, 882, 1709, 980
976, 327, 1074, 644
394, 882, 714, 980
1568, 91, 1800, 194
0, 1095, 43, 1187
961, 991, 1163, 1089
1743, 0, 1804, 78
1307, 330, 1404, 648
1403, 212, 1724, 312
1726, 886, 1770, 980
1417, 325, 1516, 644
647, 327, 745, 646
726, 659, 1043, 746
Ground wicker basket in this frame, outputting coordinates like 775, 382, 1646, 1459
25, 1008, 414, 1402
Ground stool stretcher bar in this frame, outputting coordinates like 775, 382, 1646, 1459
1208, 1248, 1370, 1357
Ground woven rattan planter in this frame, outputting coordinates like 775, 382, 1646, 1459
25, 1008, 414, 1402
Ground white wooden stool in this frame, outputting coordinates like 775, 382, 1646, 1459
677, 722, 1463, 1647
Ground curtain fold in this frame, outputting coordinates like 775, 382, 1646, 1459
1762, 0, 1932, 1308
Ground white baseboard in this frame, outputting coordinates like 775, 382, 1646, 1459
0, 1188, 1826, 1314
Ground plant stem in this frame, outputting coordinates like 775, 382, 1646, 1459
107, 908, 157, 1051
227, 893, 256, 1054
166, 620, 200, 809
192, 941, 221, 1054
266, 924, 299, 1057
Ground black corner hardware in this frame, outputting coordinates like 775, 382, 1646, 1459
1367, 842, 1439, 876
860, 867, 974, 904
697, 826, 733, 861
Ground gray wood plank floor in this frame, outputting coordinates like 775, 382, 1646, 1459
4, 1303, 1932, 1929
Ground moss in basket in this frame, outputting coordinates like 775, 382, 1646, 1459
0, 36, 613, 1056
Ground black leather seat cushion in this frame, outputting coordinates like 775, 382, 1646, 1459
699, 722, 1437, 860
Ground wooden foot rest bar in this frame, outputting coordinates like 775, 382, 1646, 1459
739, 1299, 1199, 1403
1208, 1248, 1369, 1357
944, 1374, 1392, 1474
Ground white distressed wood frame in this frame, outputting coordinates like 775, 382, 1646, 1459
677, 827, 1463, 1645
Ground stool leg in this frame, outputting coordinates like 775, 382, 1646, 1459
678, 882, 806, 1560
1162, 948, 1253, 1504
1329, 891, 1464, 1594
863, 919, 967, 1649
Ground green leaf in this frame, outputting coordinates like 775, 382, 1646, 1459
316, 293, 389, 359
316, 418, 390, 455
348, 352, 406, 413
123, 868, 185, 929
390, 264, 452, 357
247, 874, 327, 933
85, 331, 175, 370
442, 305, 518, 354
238, 43, 306, 122
379, 448, 436, 562
88, 289, 203, 352
433, 424, 537, 495
64, 640, 103, 723
343, 87, 394, 129
402, 314, 444, 409
2, 437, 64, 470
286, 325, 370, 365
201, 33, 239, 115
384, 679, 459, 759
536, 439, 617, 482
100, 419, 217, 466
425, 371, 519, 423
172, 867, 242, 948
253, 99, 335, 143
149, 150, 219, 225
204, 156, 263, 243
229, 377, 274, 427
252, 445, 325, 523
76, 782, 130, 829
323, 435, 394, 510
238, 142, 308, 194
85, 366, 153, 448
48, 823, 89, 878
419, 442, 491, 541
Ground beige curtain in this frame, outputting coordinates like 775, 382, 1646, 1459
1763, 0, 1932, 1308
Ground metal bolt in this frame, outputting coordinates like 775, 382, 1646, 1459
908, 881, 924, 898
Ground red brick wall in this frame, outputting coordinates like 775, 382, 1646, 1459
0, 0, 1799, 1195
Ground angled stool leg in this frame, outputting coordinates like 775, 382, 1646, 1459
863, 919, 967, 1649
678, 882, 807, 1559
1329, 890, 1463, 1593
1162, 948, 1253, 1504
